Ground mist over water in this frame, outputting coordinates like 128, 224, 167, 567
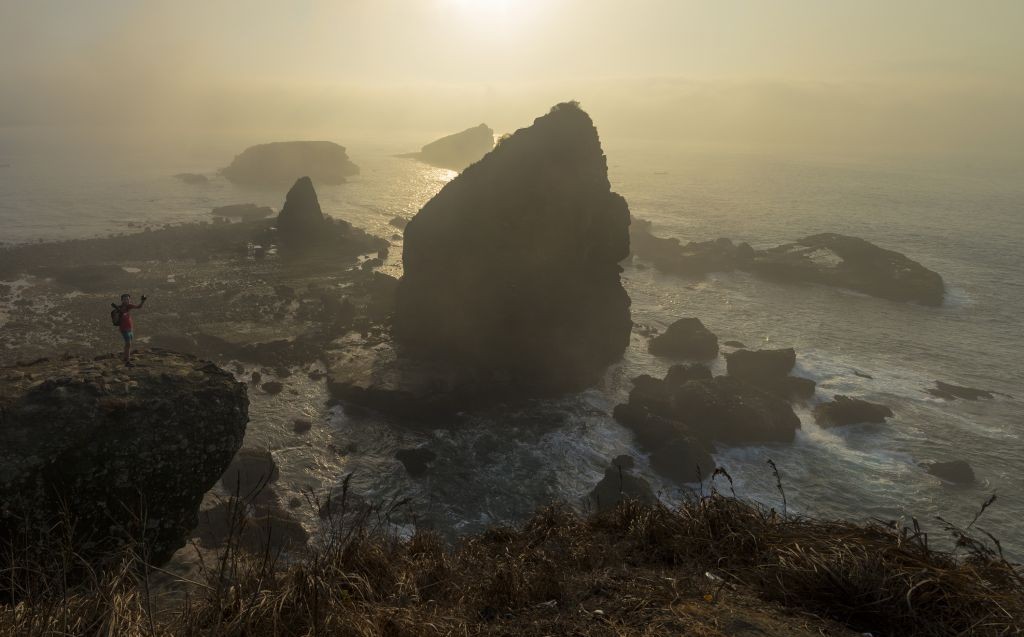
2, 129, 1021, 558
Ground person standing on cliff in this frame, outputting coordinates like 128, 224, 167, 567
115, 293, 147, 367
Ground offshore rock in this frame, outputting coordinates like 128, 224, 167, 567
277, 176, 326, 239
395, 102, 631, 394
725, 347, 816, 400
649, 318, 719, 360
405, 124, 495, 171
221, 141, 359, 187
926, 381, 995, 401
0, 349, 248, 569
630, 218, 754, 275
923, 460, 976, 485
813, 396, 893, 427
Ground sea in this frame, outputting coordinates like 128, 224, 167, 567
1, 129, 1022, 559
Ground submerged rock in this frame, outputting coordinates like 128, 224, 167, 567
405, 124, 495, 171
926, 381, 994, 401
0, 350, 248, 569
395, 102, 631, 395
813, 396, 893, 427
649, 318, 719, 360
923, 460, 976, 485
221, 141, 359, 187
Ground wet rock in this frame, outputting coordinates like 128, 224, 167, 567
292, 418, 312, 434
211, 203, 274, 221
649, 318, 719, 360
395, 447, 437, 477
723, 340, 747, 348
389, 216, 409, 230
813, 396, 893, 427
725, 347, 816, 400
220, 448, 279, 499
261, 381, 284, 394
923, 460, 976, 485
220, 141, 359, 186
403, 123, 495, 171
671, 377, 801, 445
0, 350, 248, 570
587, 455, 657, 512
612, 403, 714, 482
664, 363, 713, 387
926, 381, 994, 401
395, 102, 631, 395
853, 369, 874, 379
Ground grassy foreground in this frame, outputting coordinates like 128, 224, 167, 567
2, 492, 1021, 636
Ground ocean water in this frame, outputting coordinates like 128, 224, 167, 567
1, 134, 1022, 558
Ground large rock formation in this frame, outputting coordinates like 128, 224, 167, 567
725, 347, 816, 400
405, 124, 495, 171
276, 177, 326, 239
394, 102, 631, 393
221, 141, 359, 187
630, 221, 945, 305
0, 350, 248, 570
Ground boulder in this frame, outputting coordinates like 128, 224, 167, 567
220, 141, 359, 187
751, 233, 944, 306
813, 396, 893, 427
725, 347, 816, 400
926, 381, 994, 401
0, 350, 248, 570
923, 460, 976, 485
395, 102, 631, 394
211, 203, 274, 221
649, 318, 719, 359
671, 377, 801, 445
405, 124, 495, 171
587, 455, 657, 512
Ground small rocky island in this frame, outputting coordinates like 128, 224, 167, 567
0, 350, 248, 569
401, 123, 495, 171
631, 220, 945, 305
220, 141, 360, 187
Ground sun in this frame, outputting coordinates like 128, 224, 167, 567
442, 0, 535, 28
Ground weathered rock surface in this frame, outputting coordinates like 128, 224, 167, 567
631, 221, 944, 305
0, 350, 248, 569
211, 203, 274, 221
923, 460, 976, 485
926, 381, 994, 401
813, 396, 893, 427
725, 348, 816, 400
587, 455, 657, 512
404, 124, 495, 171
649, 318, 719, 360
395, 102, 631, 395
221, 141, 359, 187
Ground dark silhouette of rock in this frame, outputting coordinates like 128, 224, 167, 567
221, 141, 358, 187
587, 455, 657, 512
292, 418, 312, 434
723, 340, 747, 348
394, 102, 631, 394
923, 460, 976, 484
725, 348, 816, 400
174, 172, 208, 185
612, 403, 714, 482
395, 448, 437, 477
630, 218, 753, 275
276, 177, 325, 239
754, 233, 944, 306
404, 124, 495, 171
261, 381, 284, 394
664, 363, 713, 386
220, 448, 279, 498
211, 203, 274, 221
813, 396, 893, 427
926, 381, 994, 401
671, 377, 801, 445
0, 350, 248, 570
649, 318, 719, 360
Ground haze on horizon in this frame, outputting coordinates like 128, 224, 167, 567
2, 0, 1023, 167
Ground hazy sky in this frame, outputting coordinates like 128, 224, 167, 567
2, 0, 1023, 161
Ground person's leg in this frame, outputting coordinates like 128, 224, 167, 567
122, 331, 133, 364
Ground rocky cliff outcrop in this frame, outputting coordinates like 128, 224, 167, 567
0, 350, 248, 570
394, 102, 631, 393
277, 177, 326, 239
221, 141, 359, 187
405, 124, 495, 171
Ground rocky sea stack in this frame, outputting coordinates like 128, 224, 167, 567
221, 141, 359, 187
406, 123, 495, 171
394, 102, 632, 392
0, 350, 248, 570
277, 176, 326, 240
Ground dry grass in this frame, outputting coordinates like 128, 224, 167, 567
2, 489, 1021, 636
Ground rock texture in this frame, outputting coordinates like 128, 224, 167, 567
813, 396, 893, 427
406, 124, 495, 171
631, 222, 944, 305
395, 102, 631, 393
0, 350, 248, 569
649, 318, 719, 360
221, 141, 359, 187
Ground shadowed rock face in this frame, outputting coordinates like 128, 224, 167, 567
221, 141, 359, 187
411, 124, 495, 171
395, 102, 632, 393
277, 177, 325, 239
0, 350, 248, 570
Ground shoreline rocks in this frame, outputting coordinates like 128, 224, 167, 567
725, 348, 816, 400
813, 396, 893, 427
0, 350, 249, 570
